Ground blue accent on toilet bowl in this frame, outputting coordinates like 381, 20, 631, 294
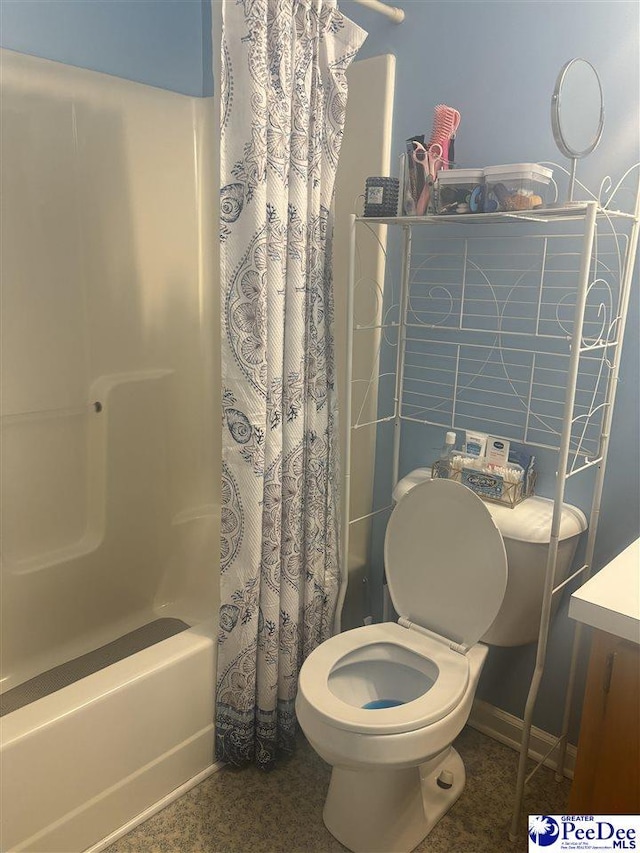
361, 699, 405, 710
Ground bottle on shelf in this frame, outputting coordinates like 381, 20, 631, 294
437, 431, 457, 477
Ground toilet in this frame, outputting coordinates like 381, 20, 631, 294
295, 477, 587, 853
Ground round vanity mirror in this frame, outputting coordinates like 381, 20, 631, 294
551, 58, 604, 202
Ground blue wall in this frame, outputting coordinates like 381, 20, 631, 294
0, 0, 213, 96
342, 0, 639, 738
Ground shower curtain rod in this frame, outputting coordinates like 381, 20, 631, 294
352, 0, 405, 23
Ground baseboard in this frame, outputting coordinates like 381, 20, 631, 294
468, 699, 576, 780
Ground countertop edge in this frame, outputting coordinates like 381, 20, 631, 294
569, 538, 640, 645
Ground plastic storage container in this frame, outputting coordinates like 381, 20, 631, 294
483, 163, 553, 213
435, 168, 484, 214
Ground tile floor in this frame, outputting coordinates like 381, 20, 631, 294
105, 727, 570, 853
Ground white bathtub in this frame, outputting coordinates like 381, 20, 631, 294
1, 619, 219, 853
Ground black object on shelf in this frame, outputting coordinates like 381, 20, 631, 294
363, 176, 399, 217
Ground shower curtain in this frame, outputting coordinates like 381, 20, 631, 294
216, 0, 366, 769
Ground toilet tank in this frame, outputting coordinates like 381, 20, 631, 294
479, 495, 587, 646
392, 470, 588, 646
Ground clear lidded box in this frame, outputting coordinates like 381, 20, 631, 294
435, 168, 484, 214
483, 163, 553, 212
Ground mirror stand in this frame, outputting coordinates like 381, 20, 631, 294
551, 58, 604, 204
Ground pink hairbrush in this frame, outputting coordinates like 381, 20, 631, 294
428, 104, 461, 171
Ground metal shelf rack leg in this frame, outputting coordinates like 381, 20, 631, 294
508, 201, 598, 840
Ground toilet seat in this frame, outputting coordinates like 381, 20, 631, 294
297, 481, 508, 742
297, 622, 470, 735
385, 478, 508, 647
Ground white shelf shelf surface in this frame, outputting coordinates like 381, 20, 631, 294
357, 204, 637, 226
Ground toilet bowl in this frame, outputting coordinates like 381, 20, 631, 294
296, 478, 509, 853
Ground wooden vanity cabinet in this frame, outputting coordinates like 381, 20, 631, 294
569, 628, 640, 814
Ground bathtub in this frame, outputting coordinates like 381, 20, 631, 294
1, 617, 220, 853
0, 370, 220, 852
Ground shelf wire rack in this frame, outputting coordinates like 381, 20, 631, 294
343, 177, 640, 842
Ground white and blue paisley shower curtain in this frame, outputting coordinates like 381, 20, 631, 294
216, 0, 366, 768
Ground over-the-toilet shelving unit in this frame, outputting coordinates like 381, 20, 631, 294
343, 179, 639, 840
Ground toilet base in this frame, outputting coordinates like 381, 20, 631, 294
323, 746, 466, 853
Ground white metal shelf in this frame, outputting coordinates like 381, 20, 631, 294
344, 181, 640, 841
357, 203, 638, 226
353, 212, 626, 469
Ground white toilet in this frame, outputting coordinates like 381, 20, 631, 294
295, 477, 586, 853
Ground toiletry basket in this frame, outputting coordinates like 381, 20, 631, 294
431, 459, 536, 508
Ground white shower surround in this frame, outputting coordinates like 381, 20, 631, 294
0, 49, 220, 851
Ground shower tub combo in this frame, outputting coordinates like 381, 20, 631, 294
1, 50, 220, 852
0, 35, 388, 853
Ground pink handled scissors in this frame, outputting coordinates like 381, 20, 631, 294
411, 141, 444, 215
427, 142, 445, 176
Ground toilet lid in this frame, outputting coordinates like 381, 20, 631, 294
384, 478, 508, 648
